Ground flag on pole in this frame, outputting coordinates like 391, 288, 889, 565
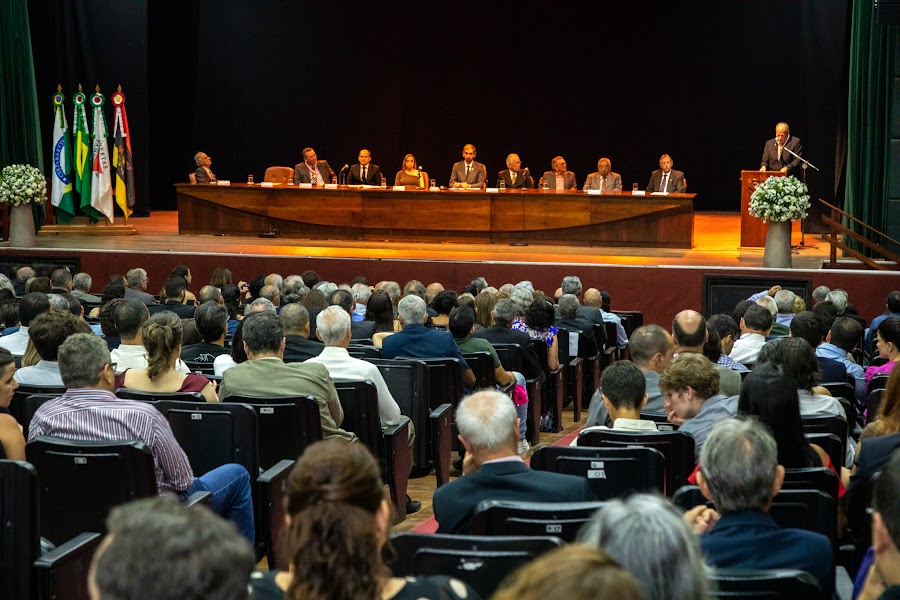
51, 87, 76, 223
72, 87, 93, 220
111, 86, 134, 221
89, 87, 114, 223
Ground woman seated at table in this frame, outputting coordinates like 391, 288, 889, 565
394, 153, 428, 189
115, 310, 218, 402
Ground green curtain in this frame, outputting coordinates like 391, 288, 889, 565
0, 0, 45, 230
844, 1, 897, 253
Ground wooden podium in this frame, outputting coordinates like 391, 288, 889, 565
740, 170, 786, 247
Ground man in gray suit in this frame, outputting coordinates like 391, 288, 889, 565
541, 156, 577, 190
646, 154, 686, 193
760, 122, 803, 175
449, 143, 486, 188
293, 147, 336, 185
193, 152, 216, 183
584, 157, 622, 191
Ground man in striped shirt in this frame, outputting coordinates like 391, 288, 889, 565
29, 333, 255, 543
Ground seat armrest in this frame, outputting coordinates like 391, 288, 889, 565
548, 365, 565, 431
185, 490, 212, 507
429, 403, 452, 488
382, 416, 412, 523
525, 377, 542, 445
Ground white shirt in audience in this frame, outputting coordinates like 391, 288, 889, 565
110, 344, 190, 375
0, 326, 30, 356
728, 332, 767, 364
14, 360, 64, 387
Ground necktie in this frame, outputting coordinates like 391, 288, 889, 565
777, 144, 783, 162
600, 176, 606, 190
466, 164, 471, 181
310, 166, 318, 185
362, 166, 367, 182
511, 172, 516, 184
661, 172, 669, 192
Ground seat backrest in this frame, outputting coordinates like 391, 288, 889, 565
530, 445, 666, 499
34, 532, 104, 600
0, 460, 41, 600
612, 310, 643, 338
402, 357, 463, 411
491, 343, 524, 374
263, 166, 294, 184
115, 388, 205, 403
10, 384, 66, 425
462, 352, 496, 388
801, 415, 847, 467
640, 411, 678, 431
221, 394, 319, 470
256, 459, 295, 570
471, 499, 606, 542
22, 394, 64, 439
388, 533, 563, 599
333, 379, 382, 457
347, 344, 381, 359
782, 467, 839, 501
804, 433, 842, 472
189, 172, 197, 184
576, 429, 695, 495
867, 388, 885, 424
869, 374, 890, 393
183, 360, 216, 376
153, 400, 259, 479
820, 382, 854, 404
364, 358, 430, 470
26, 437, 157, 546
709, 568, 821, 599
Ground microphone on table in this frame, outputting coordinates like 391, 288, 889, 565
340, 164, 349, 185
522, 167, 529, 187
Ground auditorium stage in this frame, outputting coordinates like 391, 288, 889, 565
3, 210, 894, 327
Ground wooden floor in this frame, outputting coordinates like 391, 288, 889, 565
24, 210, 832, 270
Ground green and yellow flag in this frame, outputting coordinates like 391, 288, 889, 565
51, 87, 75, 223
72, 86, 95, 220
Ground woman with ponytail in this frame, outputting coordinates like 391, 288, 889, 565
115, 310, 218, 402
251, 439, 479, 600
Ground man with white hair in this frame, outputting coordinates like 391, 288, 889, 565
432, 390, 594, 534
381, 295, 476, 388
124, 268, 157, 305
812, 285, 830, 305
773, 289, 797, 327
351, 282, 371, 322
827, 288, 867, 329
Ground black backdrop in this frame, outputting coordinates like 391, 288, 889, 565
28, 1, 849, 221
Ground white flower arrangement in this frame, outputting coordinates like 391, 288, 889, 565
749, 175, 810, 223
0, 164, 47, 206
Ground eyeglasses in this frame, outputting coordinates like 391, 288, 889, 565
106, 362, 117, 371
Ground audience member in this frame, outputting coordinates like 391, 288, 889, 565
280, 302, 324, 362
791, 311, 849, 384
0, 348, 25, 460
364, 289, 396, 334
580, 361, 656, 435
26, 276, 51, 294
812, 285, 831, 305
773, 289, 798, 326
867, 317, 900, 388
474, 290, 498, 330
210, 266, 232, 289
765, 337, 848, 423
512, 298, 559, 370
729, 304, 772, 364
0, 292, 50, 356
124, 268, 157, 305
866, 291, 900, 355
473, 298, 543, 382
854, 451, 900, 599
149, 275, 196, 318
110, 299, 157, 374
13, 266, 34, 296
180, 302, 230, 363
557, 294, 599, 357
817, 316, 866, 402
350, 282, 370, 322
431, 290, 458, 328
49, 268, 73, 294
330, 289, 375, 339
14, 310, 89, 386
860, 362, 900, 443
584, 287, 627, 349
673, 310, 741, 397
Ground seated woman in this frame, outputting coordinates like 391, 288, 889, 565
430, 290, 458, 329
860, 363, 900, 443
251, 439, 478, 599
394, 153, 428, 189
474, 290, 497, 331
368, 290, 400, 347
866, 316, 900, 390
513, 298, 559, 370
115, 311, 217, 402
0, 348, 25, 460
221, 283, 242, 337
164, 264, 197, 306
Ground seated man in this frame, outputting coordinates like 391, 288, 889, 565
728, 304, 773, 365
29, 334, 255, 542
646, 154, 685, 193
71, 272, 101, 304
347, 148, 382, 185
124, 268, 157, 306
557, 294, 599, 357
218, 312, 355, 442
280, 302, 324, 362
0, 292, 50, 356
110, 299, 189, 375
816, 316, 866, 402
707, 314, 750, 373
473, 298, 543, 381
541, 156, 577, 190
673, 309, 741, 397
497, 153, 533, 189
432, 390, 594, 534
149, 276, 197, 319
584, 157, 622, 191
330, 289, 375, 340
790, 310, 848, 384
449, 143, 486, 189
584, 287, 627, 350
690, 417, 833, 598
14, 310, 90, 386
180, 301, 230, 364
193, 151, 216, 183
580, 360, 656, 436
88, 497, 255, 599
660, 353, 737, 461
381, 295, 476, 389
757, 295, 789, 337
865, 290, 900, 355
293, 147, 335, 186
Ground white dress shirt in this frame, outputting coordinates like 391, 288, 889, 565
728, 332, 767, 364
0, 326, 30, 356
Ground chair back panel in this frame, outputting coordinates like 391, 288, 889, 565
471, 500, 606, 542
333, 380, 382, 457
222, 395, 321, 470
0, 460, 41, 600
365, 359, 431, 470
256, 459, 294, 570
10, 385, 66, 426
530, 446, 666, 499
263, 166, 294, 184
709, 568, 821, 599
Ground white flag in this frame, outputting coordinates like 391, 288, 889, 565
90, 103, 114, 223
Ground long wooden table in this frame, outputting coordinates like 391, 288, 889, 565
176, 184, 696, 248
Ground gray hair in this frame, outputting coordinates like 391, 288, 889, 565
558, 294, 580, 319
351, 282, 371, 302
264, 273, 283, 291
282, 275, 307, 304
774, 289, 797, 313
579, 494, 710, 600
812, 285, 830, 302
58, 333, 110, 388
125, 268, 147, 289
0, 274, 14, 295
398, 294, 426, 325
279, 302, 310, 334
403, 279, 426, 299
700, 417, 778, 514
562, 275, 583, 296
381, 281, 401, 302
244, 297, 276, 316
515, 280, 534, 293
197, 285, 222, 304
629, 325, 672, 367
193, 151, 205, 166
241, 312, 283, 354
316, 305, 351, 346
755, 295, 777, 317
73, 272, 92, 292
825, 289, 848, 312
492, 298, 517, 327
456, 390, 518, 453
315, 281, 337, 299
259, 285, 280, 304
508, 286, 533, 316
48, 294, 69, 311
471, 277, 488, 293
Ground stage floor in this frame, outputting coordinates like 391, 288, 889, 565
23, 210, 831, 269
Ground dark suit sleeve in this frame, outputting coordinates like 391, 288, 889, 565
675, 171, 686, 193
195, 167, 209, 183
369, 165, 382, 185
646, 172, 656, 192
761, 141, 773, 170
474, 163, 486, 187
785, 138, 803, 172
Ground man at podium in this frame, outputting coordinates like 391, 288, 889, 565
760, 122, 803, 175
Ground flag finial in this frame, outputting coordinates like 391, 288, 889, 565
57, 84, 62, 92
78, 83, 83, 92
95, 84, 100, 93
117, 84, 122, 92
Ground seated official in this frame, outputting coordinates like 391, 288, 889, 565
293, 146, 335, 185
449, 143, 486, 189
579, 361, 657, 439
193, 151, 216, 183
180, 301, 230, 363
394, 153, 427, 188
540, 155, 577, 190
645, 154, 686, 193
347, 148, 382, 185
14, 310, 90, 387
433, 391, 594, 534
497, 153, 533, 189
584, 157, 623, 191
29, 334, 255, 542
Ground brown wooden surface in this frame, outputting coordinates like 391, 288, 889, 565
740, 170, 786, 247
176, 184, 696, 248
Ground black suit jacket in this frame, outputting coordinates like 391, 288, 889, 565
760, 135, 803, 175
348, 163, 382, 185
350, 320, 376, 341
557, 317, 599, 357
817, 356, 848, 384
283, 334, 325, 363
149, 301, 197, 319
646, 169, 686, 193
432, 460, 595, 534
472, 325, 542, 379
497, 169, 534, 189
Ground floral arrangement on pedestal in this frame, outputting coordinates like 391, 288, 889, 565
0, 164, 47, 206
749, 175, 810, 223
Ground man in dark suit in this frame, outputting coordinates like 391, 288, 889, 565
293, 147, 336, 185
433, 390, 595, 534
646, 154, 686, 193
449, 143, 486, 189
193, 151, 216, 183
497, 153, 533, 189
149, 276, 197, 319
760, 122, 803, 175
690, 418, 833, 598
347, 148, 382, 185
557, 294, 599, 358
472, 298, 543, 380
382, 295, 476, 388
328, 289, 376, 340
280, 302, 323, 362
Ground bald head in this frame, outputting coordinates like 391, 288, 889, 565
673, 310, 707, 350
583, 288, 603, 308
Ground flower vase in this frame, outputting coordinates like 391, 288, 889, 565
8, 203, 36, 247
763, 220, 791, 269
